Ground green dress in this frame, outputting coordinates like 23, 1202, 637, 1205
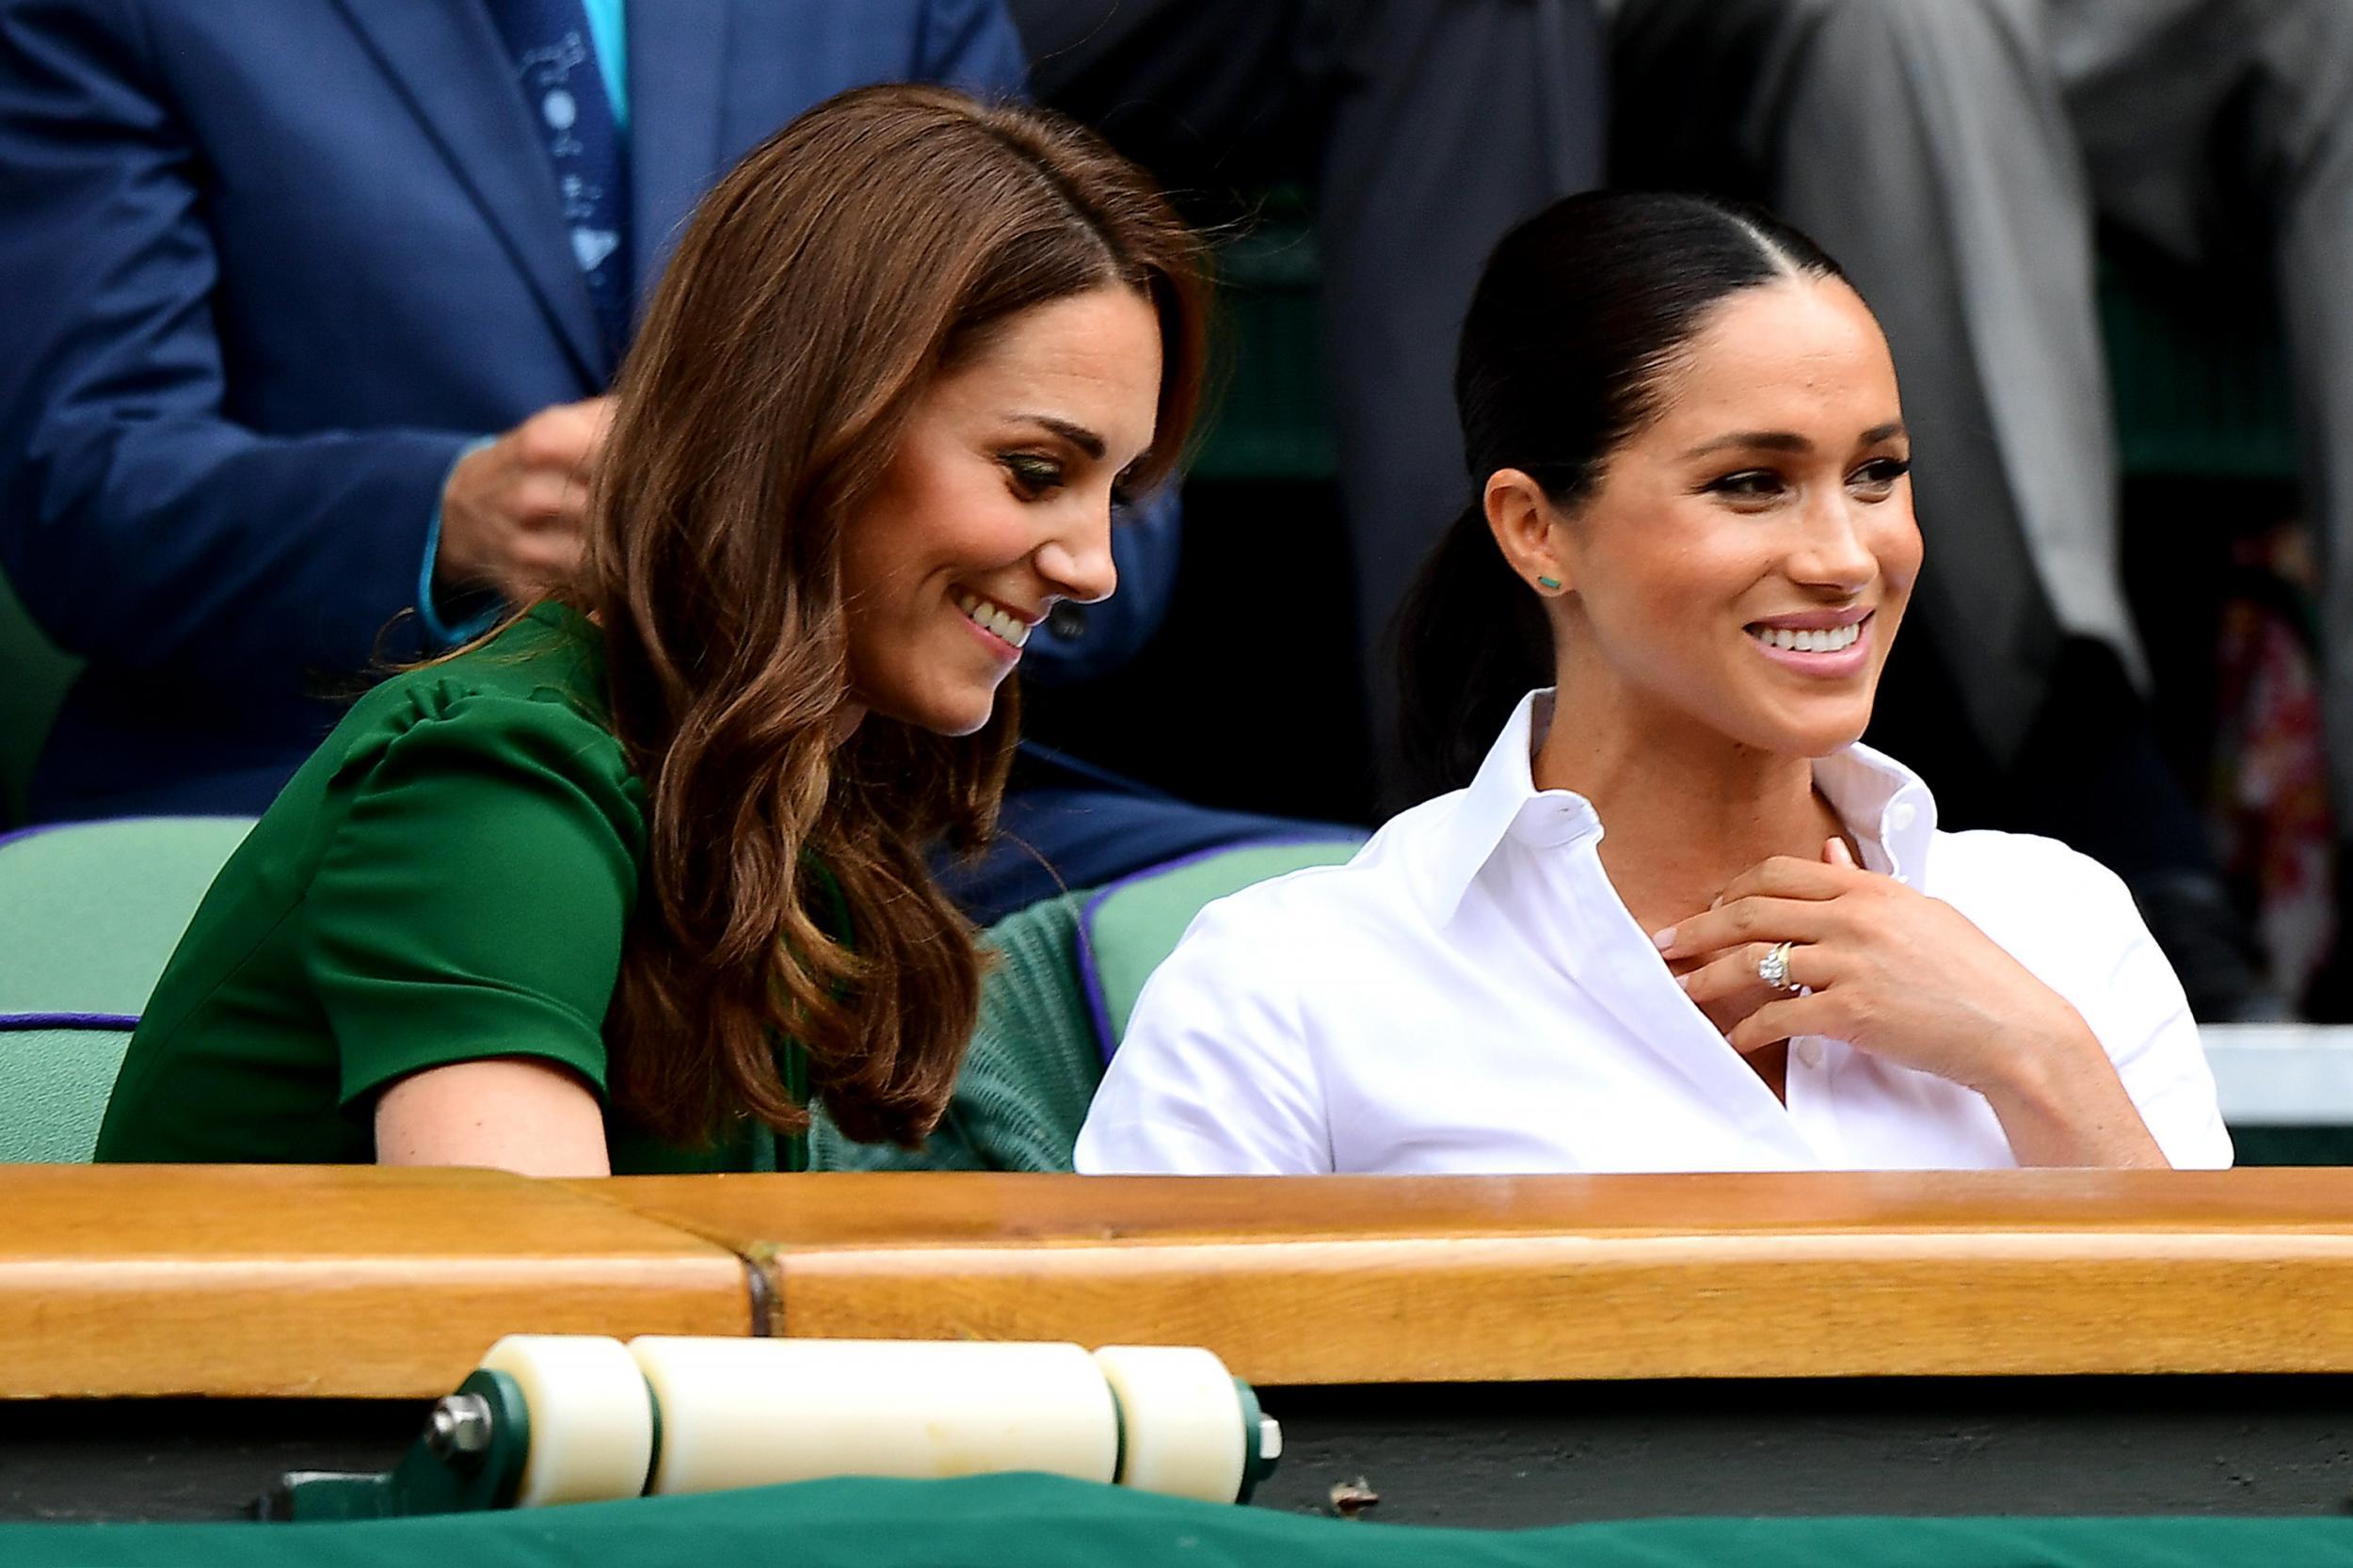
95, 602, 807, 1174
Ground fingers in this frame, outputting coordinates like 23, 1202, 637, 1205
514, 400, 609, 475
1711, 855, 1858, 908
1676, 940, 1827, 1008
1723, 992, 1841, 1057
1653, 895, 1836, 961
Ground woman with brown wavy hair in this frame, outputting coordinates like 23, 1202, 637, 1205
95, 85, 1207, 1176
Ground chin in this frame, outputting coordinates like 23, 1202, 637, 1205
872, 685, 1002, 739
1779, 704, 1876, 758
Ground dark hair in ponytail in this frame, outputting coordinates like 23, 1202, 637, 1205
1394, 191, 1848, 795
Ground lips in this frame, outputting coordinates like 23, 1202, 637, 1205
954, 589, 1035, 649
1746, 620, 1861, 654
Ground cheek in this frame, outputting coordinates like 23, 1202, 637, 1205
894, 475, 1039, 591
1874, 506, 1926, 598
847, 477, 1034, 610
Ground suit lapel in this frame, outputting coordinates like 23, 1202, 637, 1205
331, 0, 609, 385
628, 0, 732, 298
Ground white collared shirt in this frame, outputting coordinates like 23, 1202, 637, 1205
1077, 692, 2233, 1175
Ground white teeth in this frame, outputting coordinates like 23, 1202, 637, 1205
1751, 621, 1860, 653
957, 591, 1030, 649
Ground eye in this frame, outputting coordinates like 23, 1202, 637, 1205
1701, 469, 1785, 502
1848, 456, 1912, 496
1000, 453, 1064, 499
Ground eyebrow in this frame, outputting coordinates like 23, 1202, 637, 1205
1680, 421, 1907, 459
1016, 414, 1106, 459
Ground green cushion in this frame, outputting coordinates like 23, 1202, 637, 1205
1080, 839, 1362, 1052
6, 1473, 2353, 1568
0, 817, 255, 1017
811, 890, 1103, 1174
0, 1023, 133, 1163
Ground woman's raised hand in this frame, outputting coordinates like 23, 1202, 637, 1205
1654, 839, 2168, 1166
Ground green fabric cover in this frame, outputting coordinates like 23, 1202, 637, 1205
0, 1024, 134, 1162
1083, 839, 1362, 1049
0, 817, 255, 1016
813, 890, 1102, 1174
3, 1473, 2350, 1568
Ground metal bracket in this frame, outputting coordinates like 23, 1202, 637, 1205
256, 1368, 533, 1521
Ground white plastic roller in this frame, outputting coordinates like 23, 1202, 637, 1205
1092, 1345, 1250, 1503
629, 1337, 1123, 1496
477, 1335, 656, 1507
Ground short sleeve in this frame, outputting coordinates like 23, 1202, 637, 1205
1075, 898, 1332, 1175
2065, 858, 2234, 1170
1932, 832, 2232, 1169
302, 691, 646, 1111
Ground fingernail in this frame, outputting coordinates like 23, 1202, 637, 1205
1652, 927, 1675, 951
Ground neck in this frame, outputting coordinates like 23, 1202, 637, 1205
1530, 668, 1841, 926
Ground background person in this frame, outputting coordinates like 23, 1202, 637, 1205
1078, 193, 2229, 1176
1006, 0, 1609, 803
96, 88, 1206, 1177
0, 2, 1113, 800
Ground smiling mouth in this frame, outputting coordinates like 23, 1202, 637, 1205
955, 589, 1033, 649
1744, 616, 1866, 654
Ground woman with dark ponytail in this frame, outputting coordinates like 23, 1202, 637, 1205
1080, 190, 2228, 1176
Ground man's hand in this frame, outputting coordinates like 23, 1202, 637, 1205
436, 396, 613, 604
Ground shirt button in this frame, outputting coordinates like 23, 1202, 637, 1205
1794, 1038, 1825, 1070
1888, 801, 1917, 832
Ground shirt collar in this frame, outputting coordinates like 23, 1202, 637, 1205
1410, 690, 1941, 923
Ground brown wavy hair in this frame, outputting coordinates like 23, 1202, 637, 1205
575, 85, 1209, 1148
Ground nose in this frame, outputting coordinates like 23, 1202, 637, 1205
1033, 503, 1119, 606
1787, 488, 1879, 592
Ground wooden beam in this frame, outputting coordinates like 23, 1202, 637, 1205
0, 1165, 752, 1399
577, 1170, 2353, 1384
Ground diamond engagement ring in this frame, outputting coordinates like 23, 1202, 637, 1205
1757, 940, 1797, 991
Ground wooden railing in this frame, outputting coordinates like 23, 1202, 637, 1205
7, 1167, 2353, 1399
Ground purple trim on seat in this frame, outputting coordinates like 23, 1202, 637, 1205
0, 814, 257, 856
1077, 832, 1363, 1064
0, 821, 70, 854
0, 1012, 140, 1032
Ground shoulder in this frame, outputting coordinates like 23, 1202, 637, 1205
1919, 826, 2151, 980
1147, 802, 1454, 996
326, 617, 642, 843
1924, 826, 2136, 914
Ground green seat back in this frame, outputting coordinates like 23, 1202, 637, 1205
1080, 838, 1362, 1053
0, 567, 82, 830
0, 1022, 134, 1162
811, 889, 1104, 1174
0, 817, 255, 1017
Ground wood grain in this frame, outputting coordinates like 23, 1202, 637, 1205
0, 1165, 751, 1399
573, 1170, 2353, 1383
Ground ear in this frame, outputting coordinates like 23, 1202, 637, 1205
1483, 469, 1571, 596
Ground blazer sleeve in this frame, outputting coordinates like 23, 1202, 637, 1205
913, 0, 1031, 97
0, 1, 474, 682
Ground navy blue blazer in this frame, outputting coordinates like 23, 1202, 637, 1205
0, 0, 1176, 821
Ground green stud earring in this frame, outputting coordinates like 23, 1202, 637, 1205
1536, 576, 1561, 592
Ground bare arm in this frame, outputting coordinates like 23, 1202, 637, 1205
374, 1058, 611, 1177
